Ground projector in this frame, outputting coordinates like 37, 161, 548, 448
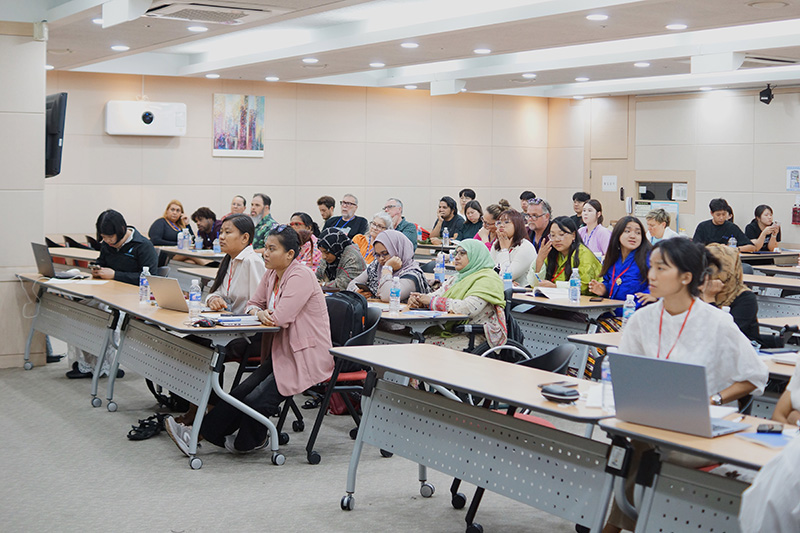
105, 101, 187, 136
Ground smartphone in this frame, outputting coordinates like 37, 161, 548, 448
89, 262, 100, 270
537, 380, 577, 389
756, 423, 783, 434
589, 297, 603, 302
355, 283, 370, 292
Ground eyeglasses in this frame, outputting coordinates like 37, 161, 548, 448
375, 250, 390, 260
340, 200, 357, 207
495, 220, 511, 227
454, 249, 468, 257
528, 214, 547, 221
369, 222, 387, 230
289, 221, 305, 228
383, 205, 399, 211
548, 232, 573, 241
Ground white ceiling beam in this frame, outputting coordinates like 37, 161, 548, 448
46, 0, 105, 22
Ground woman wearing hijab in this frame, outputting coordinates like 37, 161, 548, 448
700, 243, 760, 342
315, 227, 367, 290
347, 229, 430, 301
408, 239, 507, 350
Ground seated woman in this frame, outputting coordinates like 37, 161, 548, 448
289, 212, 322, 270
352, 212, 393, 264
475, 200, 508, 248
645, 208, 678, 245
490, 209, 536, 286
316, 227, 367, 290
460, 200, 483, 240
429, 196, 464, 245
408, 240, 507, 351
165, 226, 334, 454
772, 363, 800, 426
578, 199, 612, 257
605, 237, 768, 533
148, 200, 193, 246
699, 243, 760, 342
528, 216, 602, 295
348, 230, 431, 301
589, 216, 652, 317
745, 204, 781, 252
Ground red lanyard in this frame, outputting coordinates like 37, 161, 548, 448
608, 262, 632, 299
552, 262, 567, 283
657, 299, 695, 360
226, 261, 237, 293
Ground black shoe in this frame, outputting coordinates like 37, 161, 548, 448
66, 362, 92, 379
47, 354, 65, 363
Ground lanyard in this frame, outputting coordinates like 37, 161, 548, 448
268, 281, 279, 311
226, 260, 237, 293
166, 218, 181, 232
334, 217, 351, 229
657, 299, 695, 360
585, 225, 598, 245
608, 261, 632, 299
552, 259, 568, 283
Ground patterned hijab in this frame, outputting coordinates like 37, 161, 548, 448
318, 228, 353, 281
365, 230, 430, 294
706, 243, 749, 307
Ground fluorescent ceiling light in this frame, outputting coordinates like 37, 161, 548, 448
666, 23, 688, 30
473, 48, 491, 54
302, 57, 319, 64
634, 62, 650, 67
92, 18, 103, 25
586, 14, 608, 21
405, 84, 418, 89
401, 42, 419, 49
575, 77, 590, 82
45, 64, 54, 70
205, 73, 220, 79
370, 62, 385, 68
265, 76, 280, 82
188, 26, 208, 33
522, 73, 537, 79
111, 45, 130, 52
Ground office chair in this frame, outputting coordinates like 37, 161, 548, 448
64, 235, 92, 250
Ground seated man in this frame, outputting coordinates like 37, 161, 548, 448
322, 193, 369, 237
250, 193, 276, 252
459, 188, 476, 217
383, 197, 417, 249
519, 190, 536, 213
191, 207, 223, 249
692, 198, 755, 252
316, 195, 336, 225
570, 191, 590, 229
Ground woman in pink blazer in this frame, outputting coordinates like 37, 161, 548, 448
166, 225, 334, 455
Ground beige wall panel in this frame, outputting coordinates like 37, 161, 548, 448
54, 72, 143, 136
548, 99, 586, 148
754, 92, 800, 144
296, 85, 366, 143
0, 36, 44, 114
140, 136, 221, 186
0, 281, 45, 368
547, 147, 585, 190
214, 140, 296, 186
261, 83, 298, 141
221, 79, 257, 95
590, 96, 628, 159
366, 88, 431, 144
491, 146, 547, 189
57, 134, 142, 185
43, 183, 59, 234
635, 99, 696, 146
364, 143, 431, 188
0, 191, 44, 269
753, 144, 800, 193
635, 145, 697, 171
295, 141, 365, 187
213, 185, 297, 224
491, 95, 548, 148
546, 187, 585, 219
144, 76, 216, 139
0, 112, 45, 190
695, 94, 754, 145
431, 93, 493, 146
361, 186, 434, 230
695, 145, 754, 193
430, 144, 492, 188
56, 184, 142, 233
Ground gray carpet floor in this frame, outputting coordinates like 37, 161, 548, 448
1, 348, 595, 533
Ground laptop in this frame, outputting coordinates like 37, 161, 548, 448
31, 242, 87, 279
147, 275, 189, 312
608, 352, 750, 438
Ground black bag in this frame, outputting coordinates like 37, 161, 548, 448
326, 291, 368, 347
145, 379, 190, 413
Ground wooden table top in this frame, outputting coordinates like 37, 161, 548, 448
599, 416, 781, 470
331, 344, 613, 422
177, 266, 219, 281
740, 251, 799, 262
417, 243, 456, 251
568, 331, 623, 349
765, 358, 795, 380
157, 246, 225, 260
753, 264, 800, 277
511, 292, 623, 311
759, 316, 800, 330
48, 247, 100, 261
743, 273, 800, 290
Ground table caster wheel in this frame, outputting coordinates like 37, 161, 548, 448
91, 397, 102, 408
189, 457, 202, 470
107, 401, 117, 412
23, 361, 33, 370
452, 492, 467, 509
420, 482, 435, 498
292, 420, 305, 432
349, 427, 359, 440
380, 449, 393, 458
341, 494, 355, 511
307, 451, 321, 465
278, 432, 290, 445
271, 452, 286, 466
466, 523, 483, 533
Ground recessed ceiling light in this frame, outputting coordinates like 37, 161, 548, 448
302, 57, 319, 64
205, 73, 220, 79
665, 23, 688, 30
699, 86, 714, 91
748, 1, 789, 8
370, 62, 385, 68
634, 62, 651, 68
111, 45, 129, 52
401, 42, 419, 49
45, 64, 54, 70
586, 14, 609, 21
521, 73, 537, 79
473, 48, 491, 54
460, 88, 467, 92
404, 85, 418, 90
575, 77, 590, 82
265, 76, 280, 82
188, 26, 208, 33
573, 96, 585, 100
92, 18, 103, 25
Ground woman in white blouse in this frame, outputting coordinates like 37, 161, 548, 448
489, 209, 536, 286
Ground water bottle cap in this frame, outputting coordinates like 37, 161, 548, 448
143, 266, 149, 274
192, 279, 199, 284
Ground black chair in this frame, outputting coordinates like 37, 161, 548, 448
741, 262, 754, 275
155, 266, 170, 277
45, 237, 62, 248
85, 235, 101, 251
305, 306, 381, 464
64, 236, 92, 250
515, 343, 575, 375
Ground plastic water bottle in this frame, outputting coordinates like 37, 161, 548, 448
568, 269, 580, 303
417, 226, 423, 243
188, 279, 202, 319
194, 235, 203, 250
442, 226, 450, 247
139, 267, 150, 305
601, 357, 613, 411
213, 236, 221, 253
434, 252, 446, 284
177, 230, 185, 250
502, 262, 513, 292
727, 236, 737, 248
621, 294, 636, 329
389, 276, 401, 315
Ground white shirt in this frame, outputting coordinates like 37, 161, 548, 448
786, 362, 800, 411
646, 226, 679, 245
205, 245, 266, 314
489, 239, 536, 286
739, 434, 800, 533
619, 298, 768, 397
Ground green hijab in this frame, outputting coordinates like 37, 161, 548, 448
442, 240, 505, 308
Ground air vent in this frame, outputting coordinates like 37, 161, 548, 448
145, 2, 289, 25
741, 55, 798, 68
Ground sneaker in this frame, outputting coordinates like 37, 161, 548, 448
164, 415, 193, 457
224, 433, 269, 454
65, 362, 92, 379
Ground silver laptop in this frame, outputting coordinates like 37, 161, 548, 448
147, 275, 189, 312
31, 242, 87, 279
608, 352, 750, 438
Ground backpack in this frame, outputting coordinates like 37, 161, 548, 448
326, 291, 368, 346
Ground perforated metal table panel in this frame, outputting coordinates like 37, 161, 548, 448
27, 291, 112, 360
511, 312, 596, 376
755, 294, 800, 319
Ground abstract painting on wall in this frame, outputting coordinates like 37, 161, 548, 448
212, 93, 265, 157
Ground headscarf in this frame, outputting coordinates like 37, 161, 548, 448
706, 243, 749, 307
365, 230, 430, 294
318, 228, 353, 281
442, 239, 505, 307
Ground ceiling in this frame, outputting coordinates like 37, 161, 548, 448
7, 0, 800, 97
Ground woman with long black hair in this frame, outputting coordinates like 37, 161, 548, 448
527, 216, 601, 295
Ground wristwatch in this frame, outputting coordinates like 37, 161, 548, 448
711, 393, 723, 406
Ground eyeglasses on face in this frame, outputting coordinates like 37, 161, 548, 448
454, 249, 468, 257
340, 200, 357, 207
548, 232, 573, 241
528, 214, 546, 221
495, 220, 511, 227
383, 205, 399, 211
369, 221, 387, 230
375, 250, 390, 259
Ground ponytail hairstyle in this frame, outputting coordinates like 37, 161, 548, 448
209, 214, 255, 294
545, 216, 583, 282
290, 211, 320, 237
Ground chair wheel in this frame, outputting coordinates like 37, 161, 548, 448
420, 482, 435, 498
380, 449, 393, 458
23, 361, 33, 370
278, 432, 290, 445
452, 492, 467, 509
341, 494, 355, 511
271, 452, 286, 466
292, 420, 304, 432
349, 427, 359, 439
307, 451, 321, 465
189, 457, 203, 470
466, 523, 483, 533
107, 401, 117, 412
91, 397, 102, 408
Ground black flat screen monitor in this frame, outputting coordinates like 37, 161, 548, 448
45, 92, 67, 178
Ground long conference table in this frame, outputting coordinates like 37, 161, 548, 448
17, 273, 282, 470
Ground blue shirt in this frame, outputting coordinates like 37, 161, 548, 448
602, 252, 649, 317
